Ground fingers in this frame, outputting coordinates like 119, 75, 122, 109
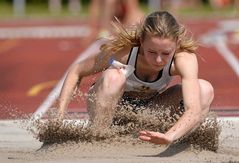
57, 111, 65, 120
140, 130, 161, 137
139, 130, 151, 141
139, 130, 157, 142
139, 130, 166, 143
139, 135, 151, 141
139, 130, 147, 135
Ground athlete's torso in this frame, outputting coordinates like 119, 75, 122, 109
124, 47, 174, 94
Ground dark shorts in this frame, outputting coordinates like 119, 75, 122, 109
118, 92, 185, 113
118, 92, 158, 113
114, 93, 185, 126
90, 83, 185, 113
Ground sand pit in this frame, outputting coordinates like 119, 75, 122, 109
0, 109, 239, 163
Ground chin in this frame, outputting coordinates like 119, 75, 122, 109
151, 66, 163, 72
154, 63, 164, 68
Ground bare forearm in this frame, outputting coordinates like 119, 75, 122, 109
58, 72, 81, 115
165, 108, 202, 142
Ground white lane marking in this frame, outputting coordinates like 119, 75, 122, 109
200, 20, 239, 77
0, 26, 91, 39
32, 39, 107, 120
215, 37, 239, 76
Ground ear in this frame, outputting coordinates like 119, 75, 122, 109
175, 37, 180, 48
140, 38, 143, 45
176, 36, 181, 44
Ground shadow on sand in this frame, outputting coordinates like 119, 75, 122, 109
139, 142, 190, 157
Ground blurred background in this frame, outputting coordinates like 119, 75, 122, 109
0, 0, 238, 119
0, 0, 238, 19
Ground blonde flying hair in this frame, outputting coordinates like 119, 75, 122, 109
101, 11, 197, 54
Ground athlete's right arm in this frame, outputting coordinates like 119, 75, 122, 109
57, 49, 111, 118
58, 54, 110, 118
57, 38, 131, 118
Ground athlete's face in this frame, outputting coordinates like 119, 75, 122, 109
140, 35, 177, 71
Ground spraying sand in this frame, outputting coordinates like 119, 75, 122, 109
0, 97, 238, 162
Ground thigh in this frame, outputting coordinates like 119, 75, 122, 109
151, 84, 184, 113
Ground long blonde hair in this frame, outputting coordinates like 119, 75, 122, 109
101, 11, 197, 54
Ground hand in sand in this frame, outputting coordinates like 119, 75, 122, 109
57, 110, 65, 120
139, 130, 173, 145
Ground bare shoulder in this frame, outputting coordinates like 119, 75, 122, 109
174, 52, 197, 64
92, 45, 132, 71
173, 52, 198, 78
113, 46, 132, 64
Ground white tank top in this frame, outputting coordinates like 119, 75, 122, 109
125, 47, 174, 93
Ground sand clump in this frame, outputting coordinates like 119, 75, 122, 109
29, 103, 221, 152
1, 94, 238, 162
0, 95, 26, 119
1, 100, 237, 162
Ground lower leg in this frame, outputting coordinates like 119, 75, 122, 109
151, 79, 214, 121
198, 79, 214, 120
87, 69, 126, 128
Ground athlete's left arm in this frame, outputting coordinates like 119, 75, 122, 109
139, 52, 202, 144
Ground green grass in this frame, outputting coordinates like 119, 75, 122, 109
0, 2, 90, 20
0, 2, 12, 18
0, 2, 238, 20
178, 4, 239, 18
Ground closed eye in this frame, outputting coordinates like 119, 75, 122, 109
162, 52, 170, 55
148, 51, 157, 54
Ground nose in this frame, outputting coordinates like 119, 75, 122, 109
156, 55, 162, 63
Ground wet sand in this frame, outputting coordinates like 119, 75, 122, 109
0, 115, 238, 163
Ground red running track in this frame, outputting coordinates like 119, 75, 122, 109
0, 18, 238, 119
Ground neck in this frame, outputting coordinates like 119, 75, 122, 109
136, 52, 162, 82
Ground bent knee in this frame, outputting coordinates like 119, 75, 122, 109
102, 69, 126, 91
199, 79, 214, 110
